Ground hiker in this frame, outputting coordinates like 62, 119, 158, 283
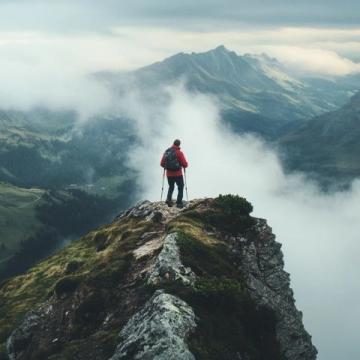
160, 139, 188, 208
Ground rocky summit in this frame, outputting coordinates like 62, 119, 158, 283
0, 196, 317, 360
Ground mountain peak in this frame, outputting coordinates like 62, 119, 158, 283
2, 195, 316, 360
214, 44, 229, 52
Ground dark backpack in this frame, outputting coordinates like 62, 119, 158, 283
163, 147, 181, 171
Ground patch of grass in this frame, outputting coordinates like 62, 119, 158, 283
0, 182, 44, 255
0, 214, 144, 353
214, 194, 253, 216
167, 215, 219, 247
86, 255, 131, 288
187, 296, 282, 360
194, 276, 244, 306
176, 232, 237, 278
183, 195, 255, 234
171, 232, 282, 360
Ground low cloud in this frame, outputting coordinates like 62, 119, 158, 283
122, 84, 360, 360
0, 32, 122, 120
0, 27, 359, 118
263, 46, 360, 76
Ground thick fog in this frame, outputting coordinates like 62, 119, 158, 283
121, 85, 360, 360
0, 28, 359, 118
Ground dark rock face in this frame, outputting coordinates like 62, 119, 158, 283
227, 219, 317, 360
4, 199, 317, 360
7, 309, 43, 360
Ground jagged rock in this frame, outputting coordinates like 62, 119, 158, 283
109, 290, 196, 360
147, 233, 196, 286
2, 198, 317, 360
7, 302, 53, 360
115, 200, 190, 223
229, 218, 317, 360
118, 200, 154, 219
133, 236, 164, 260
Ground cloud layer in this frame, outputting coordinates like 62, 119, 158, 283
122, 84, 360, 360
0, 26, 359, 116
1, 0, 360, 32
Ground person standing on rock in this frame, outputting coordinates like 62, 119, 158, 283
160, 139, 188, 208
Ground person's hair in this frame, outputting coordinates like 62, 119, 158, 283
173, 139, 181, 146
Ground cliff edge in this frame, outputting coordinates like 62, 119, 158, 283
0, 196, 317, 360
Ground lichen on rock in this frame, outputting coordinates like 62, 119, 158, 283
109, 290, 196, 360
229, 218, 318, 360
7, 302, 53, 360
147, 233, 196, 286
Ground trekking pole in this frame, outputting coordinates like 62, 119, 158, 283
160, 169, 165, 201
184, 168, 189, 202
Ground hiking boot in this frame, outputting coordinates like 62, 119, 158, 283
165, 200, 173, 207
176, 202, 184, 209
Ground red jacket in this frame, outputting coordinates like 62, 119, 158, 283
160, 145, 188, 177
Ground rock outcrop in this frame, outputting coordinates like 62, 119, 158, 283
227, 219, 317, 360
109, 290, 196, 360
147, 233, 196, 286
1, 196, 317, 360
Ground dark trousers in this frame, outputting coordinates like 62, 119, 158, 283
167, 176, 184, 204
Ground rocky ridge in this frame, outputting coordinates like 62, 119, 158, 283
1, 197, 317, 359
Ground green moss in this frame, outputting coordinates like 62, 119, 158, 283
0, 214, 145, 352
167, 215, 219, 247
194, 276, 244, 305
182, 195, 255, 234
187, 291, 282, 360
176, 232, 237, 277
214, 194, 253, 216
86, 255, 131, 288
172, 232, 282, 360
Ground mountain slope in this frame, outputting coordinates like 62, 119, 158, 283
105, 45, 357, 138
0, 185, 122, 282
0, 183, 44, 257
0, 109, 137, 278
0, 109, 134, 192
280, 91, 360, 183
0, 196, 317, 360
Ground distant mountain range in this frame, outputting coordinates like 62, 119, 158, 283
1, 46, 357, 191
104, 45, 360, 137
280, 91, 360, 184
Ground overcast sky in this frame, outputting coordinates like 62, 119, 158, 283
0, 0, 359, 72
0, 0, 359, 115
1, 0, 360, 31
